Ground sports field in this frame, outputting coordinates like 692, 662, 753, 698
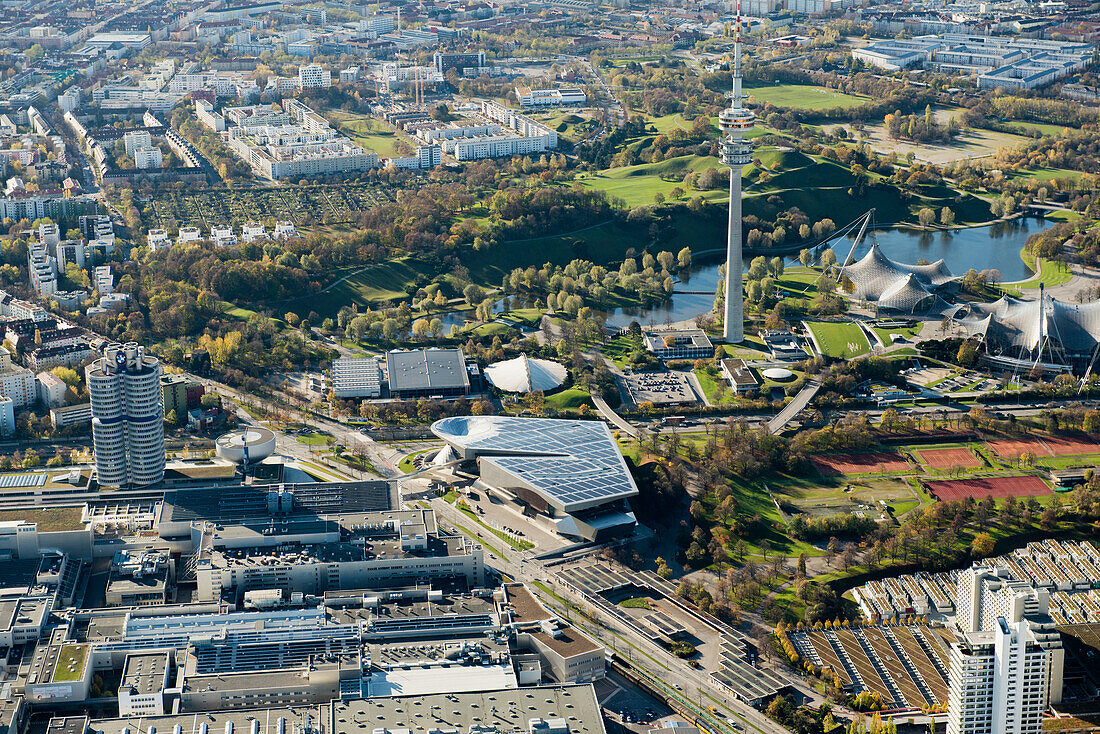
745, 84, 872, 111
924, 475, 1051, 501
1042, 434, 1099, 456
811, 452, 911, 476
987, 434, 1099, 459
917, 447, 982, 470
987, 436, 1050, 458
805, 321, 871, 359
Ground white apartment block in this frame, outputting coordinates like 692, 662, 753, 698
147, 229, 170, 250
298, 64, 331, 89
0, 396, 12, 436
0, 351, 37, 409
134, 146, 163, 169
37, 371, 68, 408
226, 100, 378, 180
450, 134, 550, 161
39, 222, 60, 247
274, 221, 298, 238
123, 130, 153, 157
177, 226, 202, 245
240, 222, 266, 242
339, 67, 359, 83
358, 15, 395, 34
95, 265, 114, 294
28, 241, 57, 296
514, 87, 587, 107
331, 357, 382, 398
211, 226, 236, 247
948, 619, 1051, 734
195, 100, 226, 132
388, 145, 442, 170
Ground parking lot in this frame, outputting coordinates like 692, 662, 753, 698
619, 371, 701, 407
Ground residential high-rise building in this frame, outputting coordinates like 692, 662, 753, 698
298, 64, 331, 89
718, 0, 755, 343
86, 343, 165, 487
946, 566, 1065, 734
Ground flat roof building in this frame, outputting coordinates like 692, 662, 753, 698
643, 329, 714, 361
386, 349, 471, 399
331, 357, 381, 398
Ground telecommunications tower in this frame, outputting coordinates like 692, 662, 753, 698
718, 0, 755, 342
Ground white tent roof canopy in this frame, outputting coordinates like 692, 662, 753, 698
484, 355, 567, 393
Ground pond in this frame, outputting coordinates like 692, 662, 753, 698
435, 219, 1052, 332
598, 218, 1050, 329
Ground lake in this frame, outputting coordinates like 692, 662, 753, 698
438, 219, 1052, 331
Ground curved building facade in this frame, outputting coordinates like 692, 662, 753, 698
87, 343, 165, 487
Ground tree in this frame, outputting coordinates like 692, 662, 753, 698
918, 208, 936, 228
971, 532, 995, 558
957, 339, 979, 367
200, 393, 221, 409
940, 207, 955, 226
799, 248, 812, 267
26, 44, 44, 62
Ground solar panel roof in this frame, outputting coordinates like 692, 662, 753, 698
431, 416, 639, 511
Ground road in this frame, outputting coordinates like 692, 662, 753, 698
424, 496, 790, 734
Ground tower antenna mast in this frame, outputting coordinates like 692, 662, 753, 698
718, 0, 755, 343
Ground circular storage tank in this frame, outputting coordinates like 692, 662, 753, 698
215, 427, 277, 464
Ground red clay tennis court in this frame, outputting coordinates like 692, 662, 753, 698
924, 475, 1051, 501
811, 452, 911, 475
917, 447, 982, 470
1043, 435, 1100, 456
986, 436, 1052, 458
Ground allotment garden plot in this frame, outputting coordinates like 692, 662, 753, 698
145, 185, 392, 231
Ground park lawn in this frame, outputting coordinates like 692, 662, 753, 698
325, 110, 405, 157
579, 176, 726, 208
770, 473, 923, 515
702, 475, 823, 559
1044, 209, 1081, 223
398, 448, 436, 474
872, 322, 924, 345
460, 321, 515, 337
301, 257, 438, 315
745, 83, 873, 111
603, 332, 644, 368
693, 368, 737, 405
498, 308, 543, 327
296, 431, 329, 445
1008, 166, 1082, 183
545, 386, 593, 410
1002, 121, 1072, 138
805, 320, 871, 359
1004, 257, 1072, 292
466, 209, 726, 286
619, 597, 652, 609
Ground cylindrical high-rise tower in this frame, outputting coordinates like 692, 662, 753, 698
719, 2, 755, 343
87, 342, 165, 487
